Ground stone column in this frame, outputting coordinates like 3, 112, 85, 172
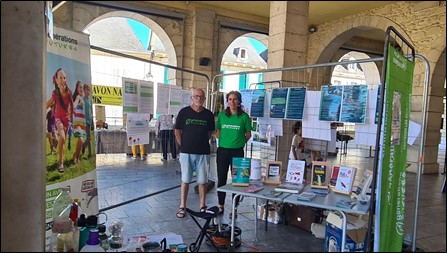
264, 1, 310, 167
1, 2, 46, 251
183, 7, 215, 107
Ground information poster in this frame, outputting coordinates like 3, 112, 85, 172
250, 89, 266, 118
340, 85, 368, 123
269, 88, 288, 118
286, 87, 306, 120
182, 90, 192, 108
240, 89, 253, 116
138, 80, 154, 114
168, 85, 182, 115
319, 86, 342, 121
122, 77, 139, 113
156, 83, 170, 115
126, 113, 150, 146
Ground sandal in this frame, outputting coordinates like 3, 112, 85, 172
229, 210, 238, 219
200, 206, 207, 212
57, 162, 64, 173
176, 207, 186, 218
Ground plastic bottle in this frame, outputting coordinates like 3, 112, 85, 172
79, 215, 98, 250
98, 224, 110, 251
51, 187, 72, 234
70, 198, 81, 252
50, 187, 75, 252
108, 221, 124, 250
75, 214, 87, 251
80, 229, 105, 252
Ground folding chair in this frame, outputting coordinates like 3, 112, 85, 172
185, 206, 221, 252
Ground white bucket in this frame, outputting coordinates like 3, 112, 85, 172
250, 159, 262, 180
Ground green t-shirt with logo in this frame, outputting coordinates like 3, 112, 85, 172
217, 111, 252, 149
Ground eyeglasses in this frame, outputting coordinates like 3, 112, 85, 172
192, 95, 205, 99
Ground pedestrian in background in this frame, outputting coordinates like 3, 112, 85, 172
156, 114, 177, 161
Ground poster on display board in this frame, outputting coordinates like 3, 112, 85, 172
168, 85, 183, 115
240, 89, 266, 118
319, 85, 342, 122
285, 87, 306, 120
250, 89, 266, 118
339, 85, 368, 124
269, 88, 288, 118
156, 83, 170, 115
126, 113, 151, 146
122, 77, 139, 113
182, 89, 192, 108
45, 26, 97, 250
240, 90, 253, 116
138, 80, 155, 114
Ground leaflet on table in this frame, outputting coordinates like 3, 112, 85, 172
243, 184, 264, 193
296, 191, 317, 201
275, 182, 305, 194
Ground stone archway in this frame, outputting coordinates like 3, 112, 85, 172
306, 13, 446, 173
84, 11, 177, 66
59, 2, 184, 85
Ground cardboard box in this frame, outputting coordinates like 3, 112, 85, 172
324, 212, 368, 252
256, 204, 282, 224
284, 204, 323, 233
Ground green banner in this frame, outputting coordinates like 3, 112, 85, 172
379, 45, 414, 251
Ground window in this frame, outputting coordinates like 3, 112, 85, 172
238, 48, 248, 60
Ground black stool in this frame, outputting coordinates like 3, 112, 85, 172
186, 206, 221, 252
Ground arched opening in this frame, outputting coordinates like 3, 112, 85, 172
84, 16, 174, 128
219, 35, 268, 93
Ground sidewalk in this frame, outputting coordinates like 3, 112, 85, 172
96, 151, 446, 252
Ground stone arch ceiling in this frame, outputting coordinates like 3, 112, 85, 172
84, 11, 177, 66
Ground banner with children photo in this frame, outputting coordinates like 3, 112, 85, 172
45, 26, 97, 247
